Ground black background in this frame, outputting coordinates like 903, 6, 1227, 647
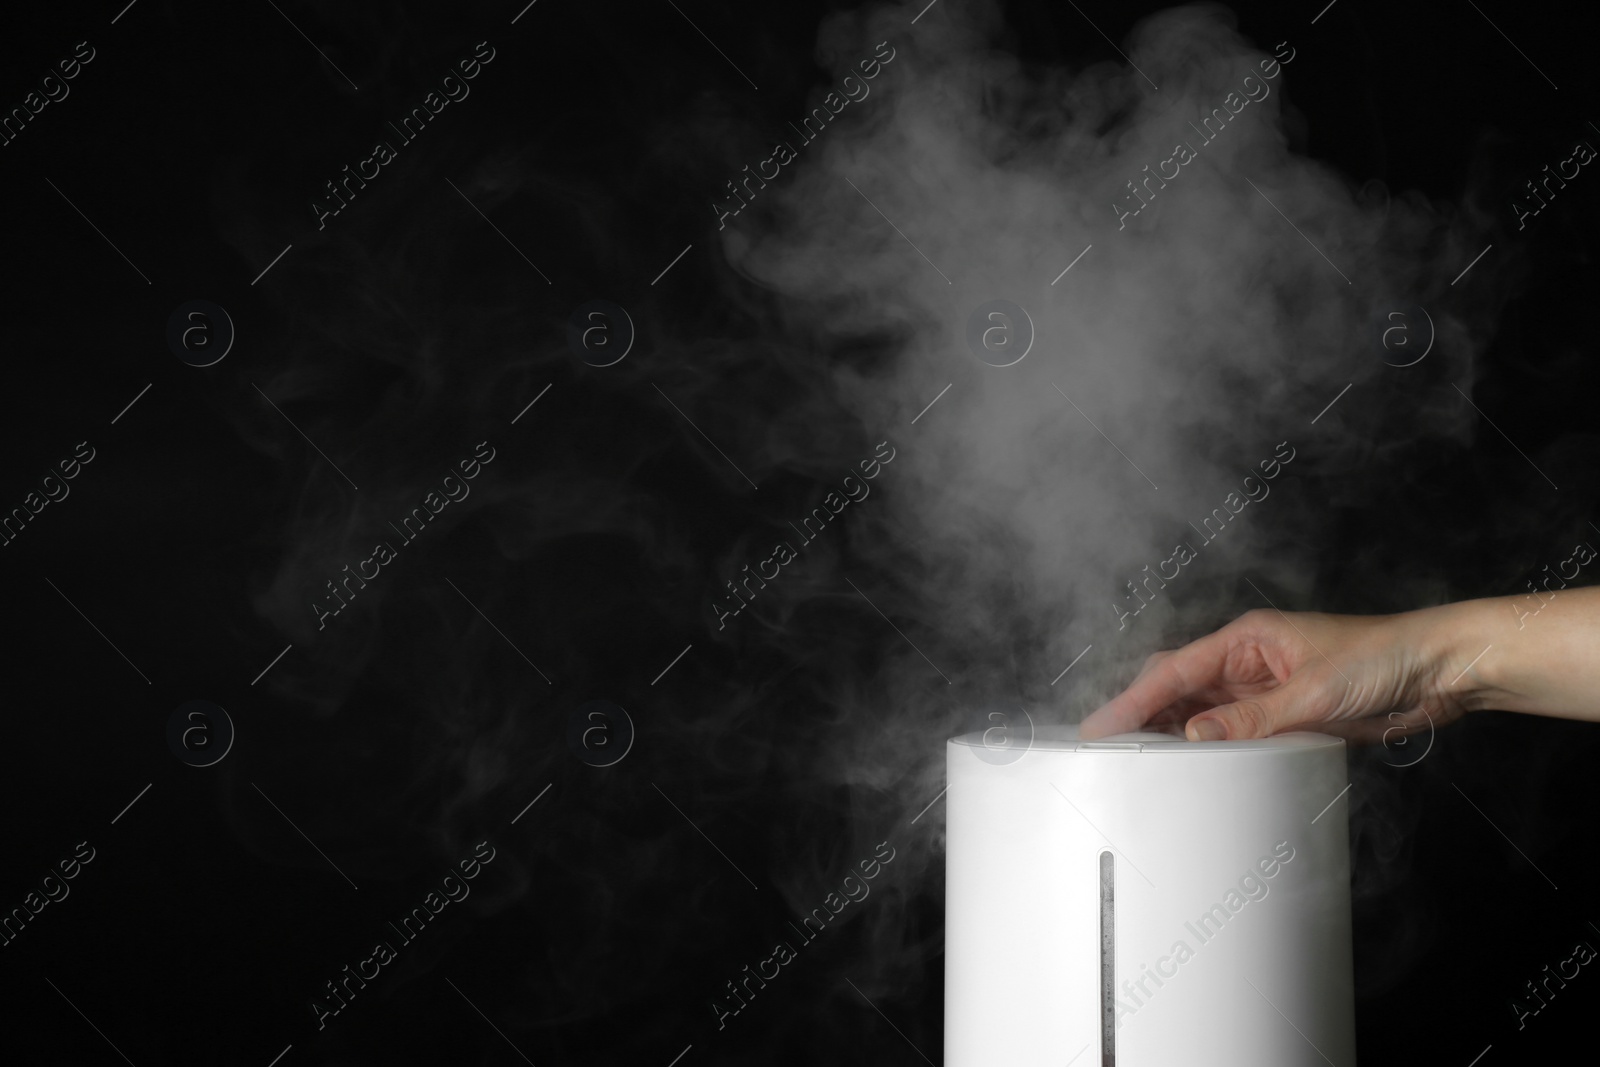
1, 1, 1598, 1064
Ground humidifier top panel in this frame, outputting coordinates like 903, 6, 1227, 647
949, 723, 1343, 753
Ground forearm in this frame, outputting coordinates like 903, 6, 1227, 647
1408, 585, 1600, 721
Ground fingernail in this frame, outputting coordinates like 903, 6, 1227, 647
1188, 718, 1225, 742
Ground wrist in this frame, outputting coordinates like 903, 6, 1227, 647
1398, 597, 1506, 712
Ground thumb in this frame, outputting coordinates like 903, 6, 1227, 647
1185, 681, 1307, 741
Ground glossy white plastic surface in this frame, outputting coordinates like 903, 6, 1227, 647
944, 724, 1356, 1066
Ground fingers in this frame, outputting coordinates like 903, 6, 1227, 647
1079, 632, 1236, 739
1184, 676, 1309, 741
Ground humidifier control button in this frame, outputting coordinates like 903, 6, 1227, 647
1076, 742, 1144, 752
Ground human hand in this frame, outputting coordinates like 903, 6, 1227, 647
1078, 606, 1480, 743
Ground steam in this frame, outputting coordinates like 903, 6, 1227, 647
725, 0, 1503, 1000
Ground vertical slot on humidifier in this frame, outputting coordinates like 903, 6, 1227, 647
1099, 848, 1115, 1067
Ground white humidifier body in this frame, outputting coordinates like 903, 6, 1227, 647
944, 725, 1355, 1066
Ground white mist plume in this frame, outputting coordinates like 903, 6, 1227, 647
724, 0, 1500, 990
734, 0, 1484, 721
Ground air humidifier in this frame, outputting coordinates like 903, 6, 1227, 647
945, 724, 1355, 1066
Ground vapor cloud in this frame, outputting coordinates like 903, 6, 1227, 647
721, 0, 1503, 995
733, 0, 1486, 723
